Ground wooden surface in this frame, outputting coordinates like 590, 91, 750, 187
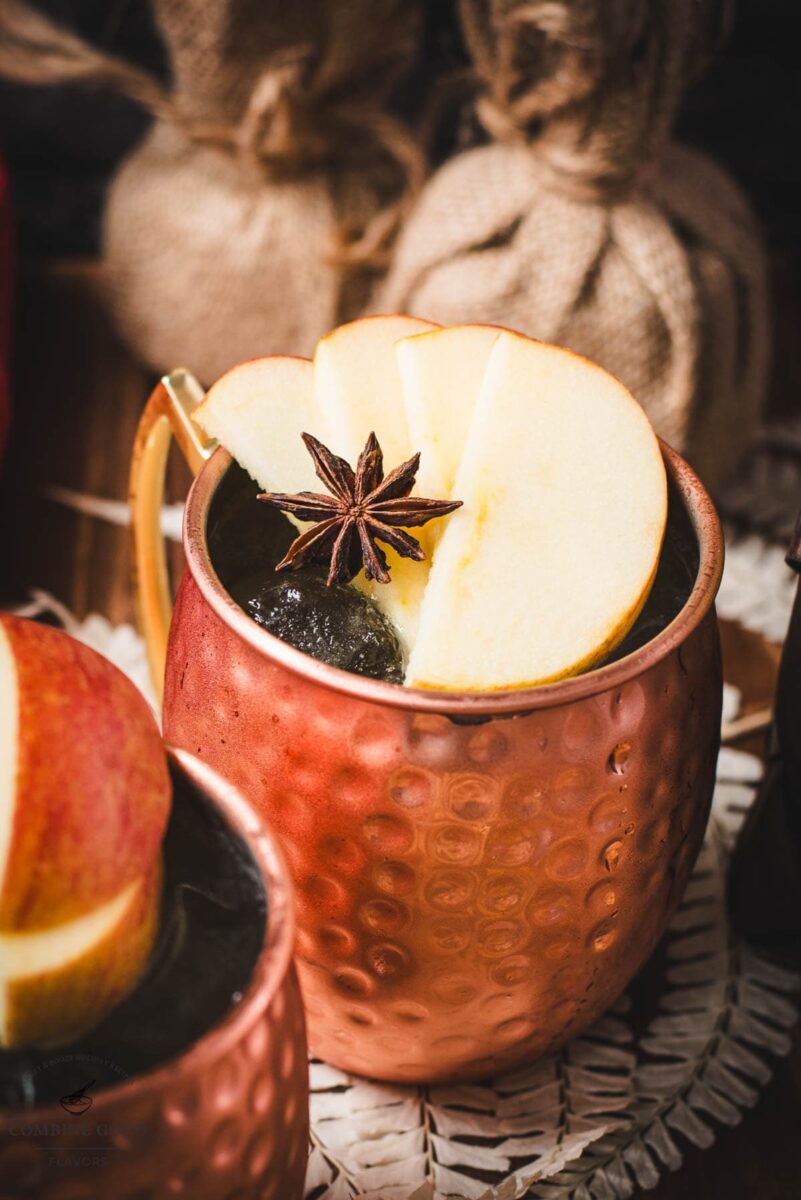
1, 261, 799, 1197
0, 260, 191, 620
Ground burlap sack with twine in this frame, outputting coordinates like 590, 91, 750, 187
0, 0, 424, 385
376, 0, 769, 488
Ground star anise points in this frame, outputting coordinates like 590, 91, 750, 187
257, 431, 463, 586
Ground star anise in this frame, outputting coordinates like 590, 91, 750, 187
258, 432, 463, 586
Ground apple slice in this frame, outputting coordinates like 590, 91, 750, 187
406, 332, 668, 691
0, 615, 170, 1047
313, 315, 437, 466
0, 866, 161, 1049
194, 355, 325, 502
396, 323, 501, 501
314, 315, 439, 648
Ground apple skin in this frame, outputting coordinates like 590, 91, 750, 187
0, 614, 171, 932
0, 615, 170, 1049
3, 860, 162, 1050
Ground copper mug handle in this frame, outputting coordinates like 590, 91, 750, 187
129, 370, 216, 704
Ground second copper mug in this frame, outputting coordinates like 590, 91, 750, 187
130, 371, 724, 1084
0, 749, 309, 1200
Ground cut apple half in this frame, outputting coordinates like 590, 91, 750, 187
0, 616, 171, 1048
406, 332, 668, 691
314, 315, 439, 649
194, 355, 326, 509
0, 617, 170, 931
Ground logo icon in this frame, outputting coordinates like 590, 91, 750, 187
59, 1080, 95, 1116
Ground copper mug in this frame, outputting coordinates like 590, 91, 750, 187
0, 748, 309, 1199
130, 371, 724, 1084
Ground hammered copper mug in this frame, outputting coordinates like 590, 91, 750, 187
0, 749, 309, 1200
130, 370, 724, 1084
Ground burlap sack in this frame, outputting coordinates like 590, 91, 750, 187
0, 0, 424, 384
376, 0, 769, 488
103, 122, 361, 383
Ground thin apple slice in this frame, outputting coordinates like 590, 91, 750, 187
194, 356, 325, 503
396, 323, 501, 501
406, 332, 668, 691
314, 315, 438, 649
313, 315, 437, 465
0, 869, 160, 1048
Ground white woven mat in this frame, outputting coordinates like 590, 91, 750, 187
13, 519, 800, 1200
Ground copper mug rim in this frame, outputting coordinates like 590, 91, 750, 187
183, 439, 724, 717
0, 748, 296, 1122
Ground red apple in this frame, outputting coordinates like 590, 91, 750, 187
0, 615, 171, 1048
0, 159, 11, 459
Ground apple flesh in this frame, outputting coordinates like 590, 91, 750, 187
314, 315, 439, 649
396, 323, 501, 501
0, 615, 170, 1048
405, 332, 668, 691
194, 355, 325, 510
313, 315, 437, 467
0, 865, 161, 1050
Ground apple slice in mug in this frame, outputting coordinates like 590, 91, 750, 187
396, 323, 502, 503
194, 355, 324, 510
405, 332, 668, 691
0, 615, 170, 1049
313, 314, 437, 468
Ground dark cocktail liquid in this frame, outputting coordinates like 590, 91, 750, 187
0, 765, 266, 1109
209, 462, 700, 681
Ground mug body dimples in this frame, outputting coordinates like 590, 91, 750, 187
164, 444, 723, 1084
